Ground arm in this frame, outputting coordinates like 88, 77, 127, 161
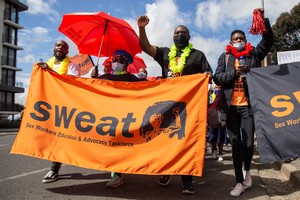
254, 12, 274, 61
137, 15, 157, 58
213, 53, 236, 87
37, 62, 55, 72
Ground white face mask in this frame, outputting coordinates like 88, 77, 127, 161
233, 42, 245, 52
112, 62, 124, 74
137, 72, 146, 79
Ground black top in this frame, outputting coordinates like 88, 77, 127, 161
213, 18, 274, 112
154, 47, 212, 78
99, 73, 140, 82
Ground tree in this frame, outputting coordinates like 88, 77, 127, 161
271, 3, 300, 64
14, 103, 25, 112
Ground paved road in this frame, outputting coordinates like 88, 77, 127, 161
0, 132, 299, 200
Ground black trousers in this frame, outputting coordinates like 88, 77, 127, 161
50, 162, 62, 173
181, 175, 193, 185
227, 106, 254, 183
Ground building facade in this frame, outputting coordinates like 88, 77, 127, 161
0, 0, 27, 123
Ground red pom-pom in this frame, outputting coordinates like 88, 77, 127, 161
249, 9, 267, 35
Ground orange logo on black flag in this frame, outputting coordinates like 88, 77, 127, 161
247, 62, 300, 163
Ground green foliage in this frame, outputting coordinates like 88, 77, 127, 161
271, 3, 300, 64
14, 103, 25, 112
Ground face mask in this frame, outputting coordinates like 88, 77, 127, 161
112, 62, 124, 74
233, 42, 245, 52
214, 90, 219, 95
173, 35, 189, 49
137, 72, 146, 79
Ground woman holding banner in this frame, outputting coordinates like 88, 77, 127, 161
92, 49, 140, 188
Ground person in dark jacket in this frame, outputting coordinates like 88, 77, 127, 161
213, 8, 274, 197
91, 50, 140, 82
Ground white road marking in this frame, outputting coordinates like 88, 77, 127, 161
0, 168, 49, 183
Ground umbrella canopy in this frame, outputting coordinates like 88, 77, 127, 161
58, 11, 142, 65
127, 56, 147, 74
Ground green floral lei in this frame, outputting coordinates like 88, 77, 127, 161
168, 43, 193, 74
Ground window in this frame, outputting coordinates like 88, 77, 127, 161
1, 47, 16, 67
0, 92, 5, 110
11, 6, 17, 23
4, 3, 10, 20
9, 48, 16, 66
1, 69, 7, 85
6, 92, 13, 111
11, 28, 16, 45
3, 25, 17, 45
1, 69, 15, 86
0, 92, 14, 111
4, 3, 19, 23
7, 70, 14, 86
4, 25, 9, 42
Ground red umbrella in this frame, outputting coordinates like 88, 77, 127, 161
127, 56, 147, 74
102, 56, 112, 67
58, 11, 142, 65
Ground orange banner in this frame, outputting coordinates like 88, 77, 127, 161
11, 64, 209, 176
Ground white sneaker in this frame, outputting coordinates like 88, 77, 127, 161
243, 171, 252, 188
212, 150, 217, 159
106, 175, 124, 188
230, 183, 245, 197
218, 155, 223, 161
42, 170, 59, 183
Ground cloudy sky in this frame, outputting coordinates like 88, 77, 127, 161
16, 0, 299, 105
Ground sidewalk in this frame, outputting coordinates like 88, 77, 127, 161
276, 158, 300, 188
0, 128, 19, 134
0, 128, 19, 131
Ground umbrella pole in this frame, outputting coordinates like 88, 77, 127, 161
96, 20, 109, 67
96, 35, 105, 67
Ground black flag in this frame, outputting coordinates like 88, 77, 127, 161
247, 62, 300, 163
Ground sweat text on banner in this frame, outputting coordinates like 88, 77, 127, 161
247, 62, 300, 163
11, 64, 209, 176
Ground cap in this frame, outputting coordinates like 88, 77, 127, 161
113, 50, 133, 64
